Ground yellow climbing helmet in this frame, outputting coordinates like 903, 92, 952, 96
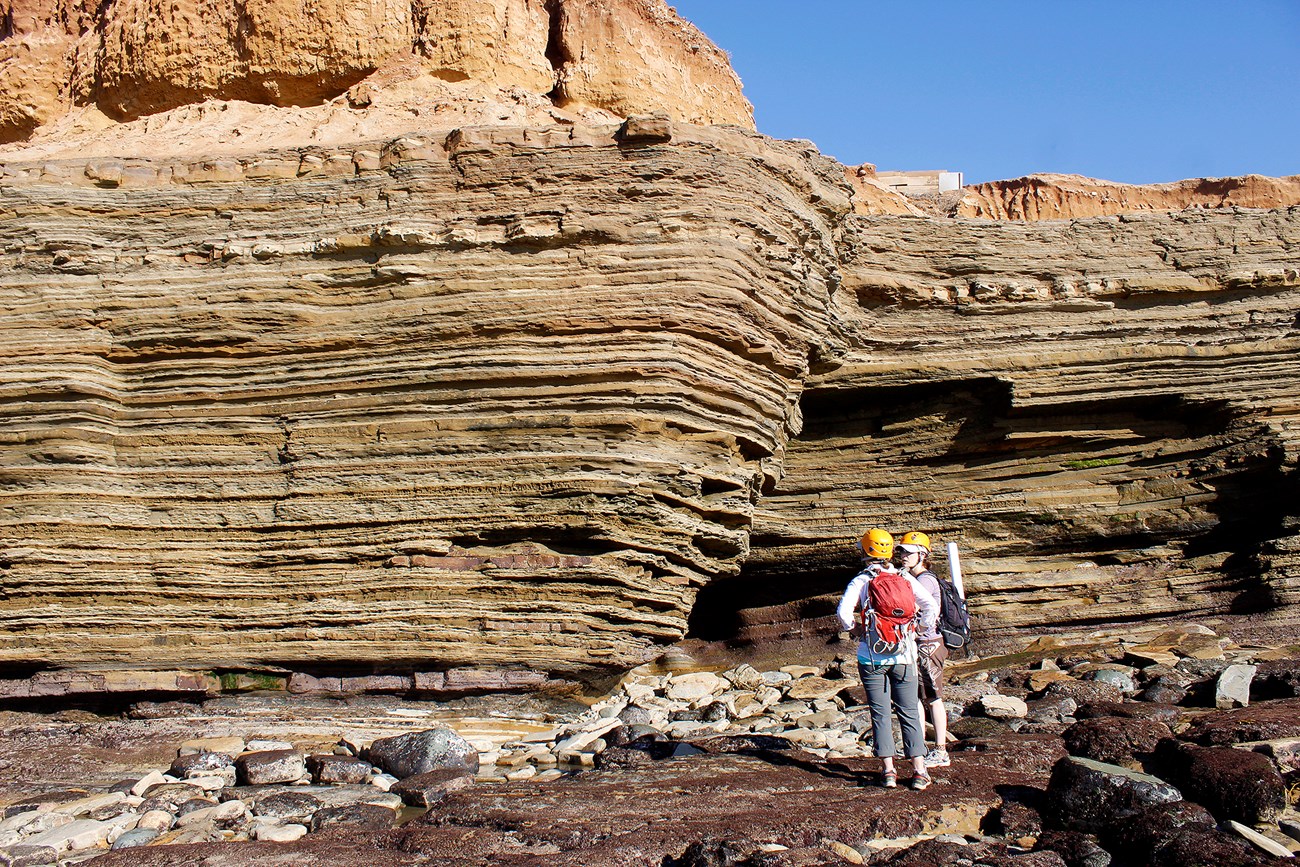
860, 528, 894, 559
899, 531, 931, 554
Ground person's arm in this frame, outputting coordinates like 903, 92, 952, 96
837, 574, 867, 632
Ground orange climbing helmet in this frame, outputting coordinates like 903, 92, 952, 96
899, 531, 931, 554
860, 528, 894, 560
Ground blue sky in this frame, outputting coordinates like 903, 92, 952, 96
669, 1, 1300, 185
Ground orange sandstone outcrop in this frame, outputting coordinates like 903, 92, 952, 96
0, 0, 753, 146
958, 172, 1300, 221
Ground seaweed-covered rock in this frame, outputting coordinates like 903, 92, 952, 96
1033, 830, 1112, 867
950, 716, 1012, 740
1061, 717, 1172, 768
1180, 698, 1300, 746
1073, 702, 1179, 723
1103, 801, 1216, 864
1149, 739, 1287, 824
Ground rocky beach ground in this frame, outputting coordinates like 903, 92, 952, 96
2, 624, 1300, 866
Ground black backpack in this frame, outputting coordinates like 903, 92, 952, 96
923, 571, 971, 649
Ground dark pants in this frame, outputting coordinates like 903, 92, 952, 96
857, 660, 925, 759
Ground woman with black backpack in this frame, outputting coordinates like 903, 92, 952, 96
837, 528, 939, 790
898, 531, 951, 770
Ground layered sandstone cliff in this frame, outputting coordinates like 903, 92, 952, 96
3, 119, 1297, 681
722, 207, 1300, 645
0, 0, 753, 148
0, 122, 844, 676
957, 172, 1300, 221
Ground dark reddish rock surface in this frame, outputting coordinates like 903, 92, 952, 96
1150, 740, 1288, 824
1179, 697, 1300, 745
1061, 717, 1172, 768
1072, 702, 1179, 723
86, 737, 1063, 866
389, 768, 474, 807
1252, 661, 1300, 699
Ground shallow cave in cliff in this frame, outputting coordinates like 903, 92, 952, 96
688, 379, 1295, 645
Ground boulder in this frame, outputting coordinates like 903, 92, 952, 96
1043, 680, 1124, 706
1087, 669, 1138, 694
235, 750, 306, 785
366, 727, 478, 780
785, 676, 849, 702
979, 695, 1029, 719
1043, 756, 1181, 834
309, 803, 396, 832
1215, 664, 1258, 709
1104, 800, 1215, 862
1149, 740, 1287, 824
1180, 697, 1300, 745
1033, 830, 1112, 867
170, 750, 234, 778
1061, 717, 1172, 768
307, 755, 374, 785
248, 791, 322, 825
665, 673, 725, 703
390, 769, 474, 808
254, 822, 308, 842
109, 827, 160, 849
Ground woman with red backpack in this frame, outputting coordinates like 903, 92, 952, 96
836, 528, 939, 790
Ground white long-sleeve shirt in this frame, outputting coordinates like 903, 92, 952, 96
837, 565, 939, 666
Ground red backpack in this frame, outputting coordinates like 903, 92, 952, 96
862, 566, 918, 654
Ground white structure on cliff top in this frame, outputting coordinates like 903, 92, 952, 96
876, 170, 964, 196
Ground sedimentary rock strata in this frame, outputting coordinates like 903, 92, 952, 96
726, 206, 1300, 646
0, 122, 846, 676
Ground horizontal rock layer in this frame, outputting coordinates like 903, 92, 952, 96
0, 123, 844, 676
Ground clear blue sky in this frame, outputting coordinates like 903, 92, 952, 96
670, 1, 1300, 185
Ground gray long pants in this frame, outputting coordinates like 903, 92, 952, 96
857, 660, 926, 759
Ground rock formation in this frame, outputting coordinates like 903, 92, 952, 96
957, 172, 1300, 221
0, 3, 1297, 689
0, 0, 753, 147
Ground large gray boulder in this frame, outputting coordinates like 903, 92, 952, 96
365, 727, 478, 780
1043, 756, 1181, 834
